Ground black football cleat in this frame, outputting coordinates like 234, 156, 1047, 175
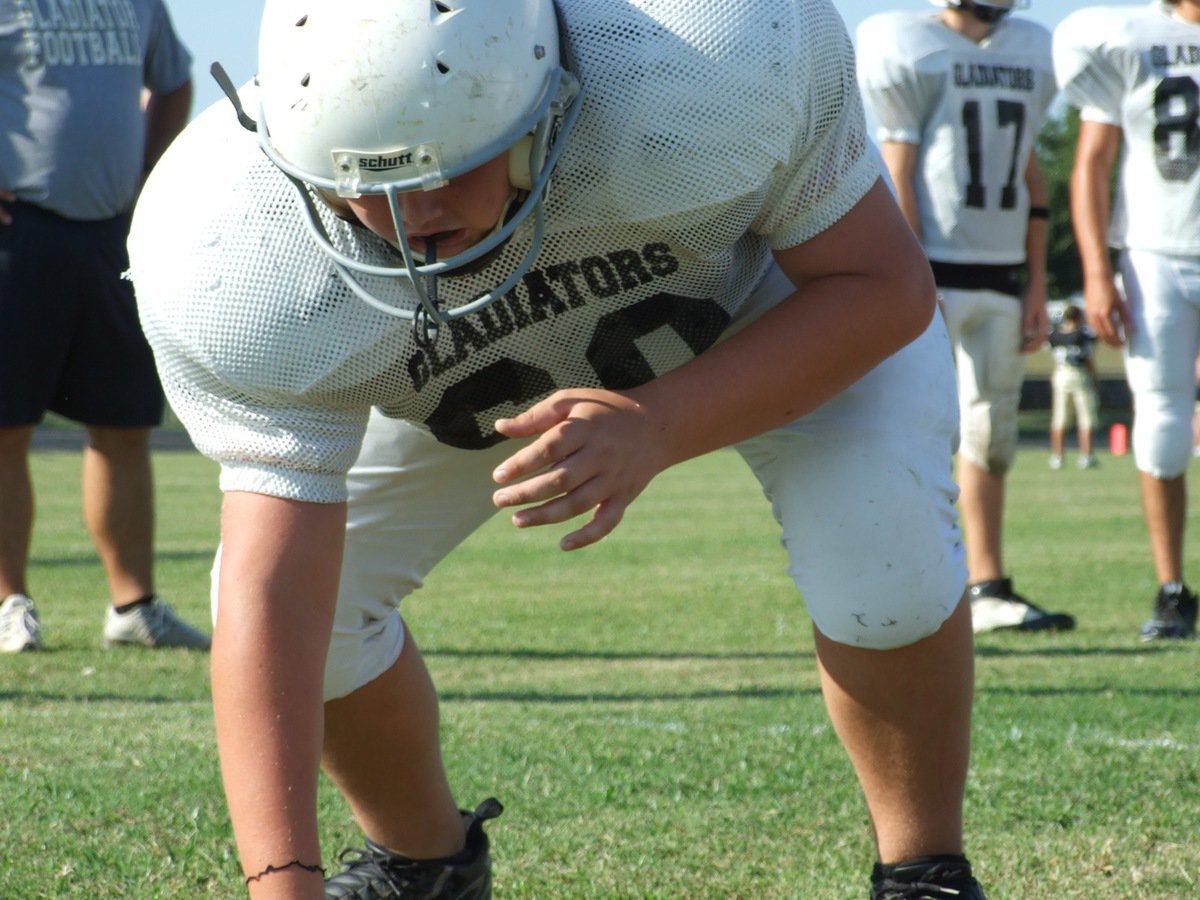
871, 855, 987, 899
325, 798, 502, 899
1140, 584, 1198, 641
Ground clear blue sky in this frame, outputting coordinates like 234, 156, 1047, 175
163, 0, 1141, 120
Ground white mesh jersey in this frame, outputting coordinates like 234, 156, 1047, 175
129, 0, 877, 503
856, 11, 1056, 265
1054, 2, 1200, 254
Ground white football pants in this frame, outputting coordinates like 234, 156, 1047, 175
1120, 248, 1200, 479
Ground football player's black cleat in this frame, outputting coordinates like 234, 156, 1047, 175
870, 855, 987, 899
325, 798, 502, 899
1140, 584, 1198, 641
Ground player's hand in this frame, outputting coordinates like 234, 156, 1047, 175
0, 190, 14, 226
1019, 286, 1050, 354
491, 388, 667, 551
1083, 277, 1129, 348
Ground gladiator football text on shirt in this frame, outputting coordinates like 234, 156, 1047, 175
15, 0, 142, 68
953, 63, 1036, 91
407, 242, 683, 392
1151, 44, 1200, 69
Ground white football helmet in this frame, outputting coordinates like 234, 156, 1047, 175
226, 0, 582, 328
929, 0, 1026, 23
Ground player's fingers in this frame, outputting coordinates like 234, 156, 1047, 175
506, 475, 609, 528
493, 392, 578, 439
1099, 318, 1123, 347
559, 501, 626, 551
493, 460, 584, 510
493, 419, 587, 485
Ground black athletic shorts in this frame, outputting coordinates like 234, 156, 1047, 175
0, 200, 164, 427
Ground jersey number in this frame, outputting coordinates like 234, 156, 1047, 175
1154, 76, 1200, 182
424, 293, 730, 449
961, 99, 1026, 210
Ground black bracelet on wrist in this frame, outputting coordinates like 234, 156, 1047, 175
244, 859, 326, 884
1028, 206, 1050, 220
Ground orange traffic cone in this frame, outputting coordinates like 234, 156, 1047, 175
1110, 422, 1128, 456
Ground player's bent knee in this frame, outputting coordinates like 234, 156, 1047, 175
959, 408, 1018, 474
807, 582, 964, 650
322, 611, 406, 701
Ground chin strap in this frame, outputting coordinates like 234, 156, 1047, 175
413, 238, 440, 346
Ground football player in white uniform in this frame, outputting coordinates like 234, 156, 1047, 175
128, 0, 988, 897
1055, 0, 1200, 641
858, 0, 1077, 636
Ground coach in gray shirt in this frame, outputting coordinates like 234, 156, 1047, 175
0, 0, 209, 652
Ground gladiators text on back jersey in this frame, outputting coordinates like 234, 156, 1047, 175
128, 0, 878, 503
1054, 2, 1200, 255
857, 10, 1056, 266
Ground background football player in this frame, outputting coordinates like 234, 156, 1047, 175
858, 0, 1077, 634
129, 0, 988, 896
1055, 0, 1200, 641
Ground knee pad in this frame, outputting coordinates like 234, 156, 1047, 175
323, 609, 406, 701
958, 395, 1019, 474
739, 432, 967, 651
1133, 388, 1194, 479
210, 542, 410, 702
801, 551, 967, 651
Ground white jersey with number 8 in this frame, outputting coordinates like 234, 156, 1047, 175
1054, 2, 1200, 254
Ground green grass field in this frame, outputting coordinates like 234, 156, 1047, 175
1, 443, 1197, 898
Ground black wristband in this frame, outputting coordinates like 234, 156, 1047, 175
1028, 206, 1050, 220
245, 860, 326, 884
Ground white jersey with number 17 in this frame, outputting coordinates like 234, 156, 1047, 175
1054, 2, 1200, 254
857, 11, 1056, 265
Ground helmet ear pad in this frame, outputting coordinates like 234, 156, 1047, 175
507, 135, 535, 191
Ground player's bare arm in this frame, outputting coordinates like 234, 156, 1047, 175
211, 492, 347, 892
492, 178, 935, 550
1069, 119, 1127, 346
1020, 154, 1050, 353
879, 140, 923, 239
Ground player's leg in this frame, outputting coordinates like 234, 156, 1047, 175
1139, 470, 1186, 584
322, 629, 463, 857
947, 290, 1073, 631
737, 311, 983, 895
1048, 368, 1069, 467
940, 291, 1003, 582
284, 412, 512, 892
1075, 372, 1099, 466
814, 601, 974, 860
1120, 249, 1200, 639
942, 292, 1011, 589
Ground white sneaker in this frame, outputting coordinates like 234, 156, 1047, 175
1078, 454, 1098, 469
1048, 455, 1064, 470
0, 593, 44, 652
103, 597, 211, 650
